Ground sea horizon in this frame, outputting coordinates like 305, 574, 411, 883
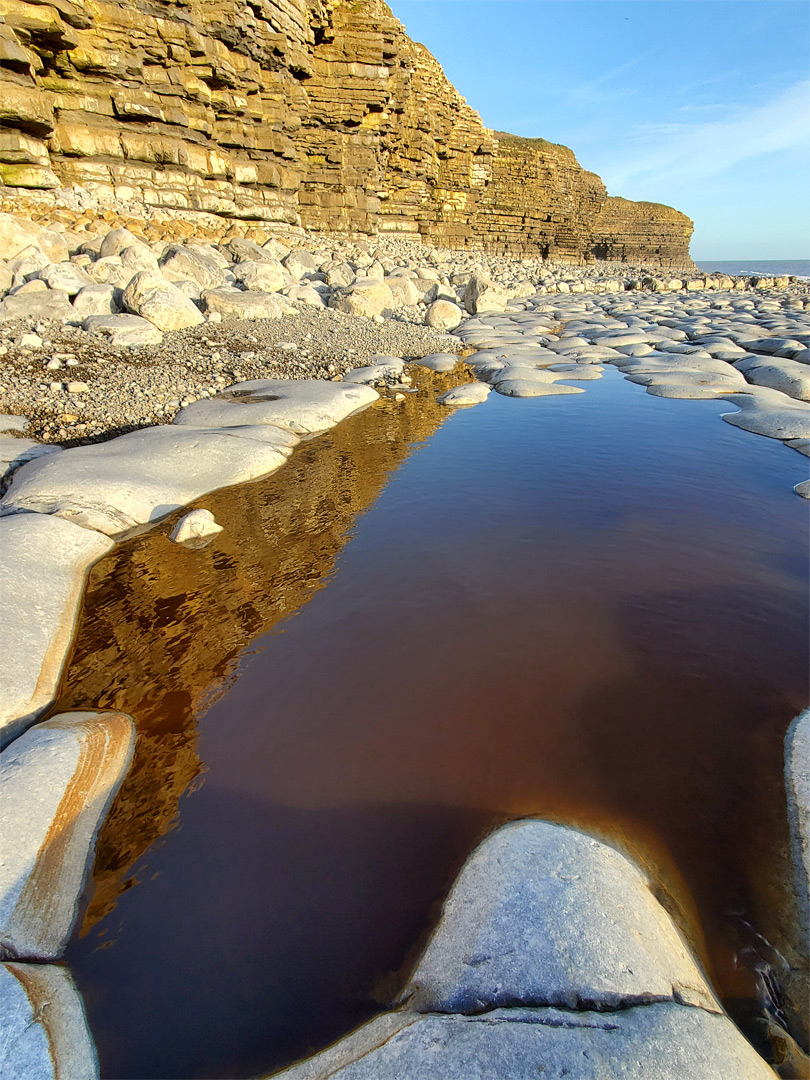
695, 258, 810, 279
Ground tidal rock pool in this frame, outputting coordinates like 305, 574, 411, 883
53, 366, 808, 1078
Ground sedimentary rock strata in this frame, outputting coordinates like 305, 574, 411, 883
0, 0, 692, 264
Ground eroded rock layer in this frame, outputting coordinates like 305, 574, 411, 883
0, 0, 693, 265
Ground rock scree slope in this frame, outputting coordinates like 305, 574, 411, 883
0, 0, 692, 265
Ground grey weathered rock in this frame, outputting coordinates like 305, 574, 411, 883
273, 821, 775, 1080
71, 284, 121, 318
331, 280, 394, 319
785, 709, 810, 1042
283, 250, 319, 278
342, 359, 405, 384
735, 356, 810, 402
34, 262, 93, 296
1, 424, 298, 537
158, 244, 226, 290
404, 820, 719, 1013
0, 711, 134, 959
98, 226, 140, 259
425, 299, 464, 330
0, 289, 76, 323
0, 213, 68, 263
464, 273, 508, 314
494, 378, 585, 398
174, 379, 378, 436
82, 313, 163, 347
169, 508, 223, 548
437, 382, 491, 406
1, 962, 98, 1079
412, 352, 460, 372
721, 387, 810, 440
0, 515, 113, 748
122, 271, 205, 331
201, 287, 290, 320
0, 435, 60, 489
232, 259, 286, 293
273, 1003, 775, 1080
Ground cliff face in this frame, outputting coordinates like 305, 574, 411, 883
0, 0, 693, 265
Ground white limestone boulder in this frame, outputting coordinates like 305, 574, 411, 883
437, 382, 491, 406
342, 359, 405, 385
82, 313, 163, 347
0, 213, 67, 263
174, 379, 378, 436
158, 244, 226, 290
404, 820, 719, 1013
331, 280, 394, 319
231, 259, 286, 293
1, 962, 98, 1079
122, 271, 205, 331
495, 378, 585, 398
34, 262, 93, 296
169, 508, 223, 549
98, 227, 140, 259
0, 515, 113, 747
0, 711, 135, 959
1, 424, 298, 537
425, 299, 464, 330
386, 275, 420, 307
71, 285, 121, 319
201, 287, 290, 320
413, 352, 461, 372
463, 273, 508, 315
0, 290, 76, 323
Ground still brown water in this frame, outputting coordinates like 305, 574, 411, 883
53, 367, 808, 1079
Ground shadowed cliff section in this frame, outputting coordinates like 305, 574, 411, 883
0, 0, 693, 264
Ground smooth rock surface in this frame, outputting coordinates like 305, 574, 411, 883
0, 515, 113, 747
1, 962, 98, 1079
785, 709, 810, 1041
404, 820, 719, 1013
0, 711, 134, 959
1, 424, 298, 536
122, 271, 205, 331
169, 508, 223, 549
721, 387, 810, 440
436, 382, 491, 406
82, 313, 163, 347
273, 1003, 775, 1080
174, 379, 378, 436
201, 287, 289, 320
412, 352, 460, 372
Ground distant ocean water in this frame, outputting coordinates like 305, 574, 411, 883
696, 259, 810, 280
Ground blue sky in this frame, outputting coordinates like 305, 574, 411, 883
386, 1, 810, 259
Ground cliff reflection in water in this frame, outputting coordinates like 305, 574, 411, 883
51, 367, 469, 934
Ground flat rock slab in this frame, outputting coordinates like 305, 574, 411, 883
785, 709, 810, 1035
0, 290, 76, 324
83, 313, 163, 347
404, 820, 718, 1013
735, 356, 810, 401
1, 962, 98, 1079
174, 379, 379, 436
721, 387, 810, 440
273, 1004, 774, 1080
411, 353, 460, 372
0, 516, 113, 747
494, 380, 585, 398
0, 436, 60, 487
201, 287, 290, 320
342, 360, 405, 384
1, 424, 298, 537
0, 711, 134, 959
437, 383, 491, 406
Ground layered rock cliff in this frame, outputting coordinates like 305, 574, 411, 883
0, 0, 693, 265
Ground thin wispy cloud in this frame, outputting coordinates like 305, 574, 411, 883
602, 78, 810, 194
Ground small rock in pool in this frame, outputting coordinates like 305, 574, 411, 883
170, 508, 224, 549
437, 382, 491, 407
